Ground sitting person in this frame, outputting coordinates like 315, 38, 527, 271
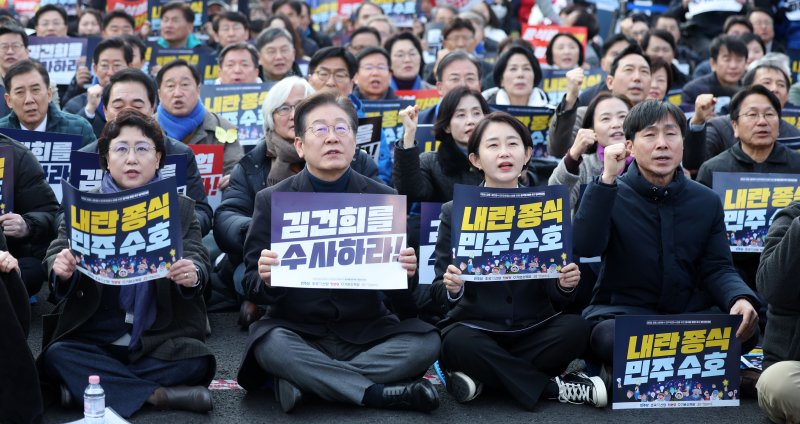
755, 200, 800, 423
573, 100, 760, 374
432, 111, 606, 409
236, 91, 440, 413
39, 109, 216, 418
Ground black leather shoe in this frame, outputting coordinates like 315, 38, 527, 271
238, 301, 265, 330
154, 386, 213, 413
381, 378, 439, 412
275, 378, 303, 413
60, 384, 73, 407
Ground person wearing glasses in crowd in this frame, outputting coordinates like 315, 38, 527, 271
41, 109, 216, 418
237, 91, 440, 414
215, 43, 262, 84
32, 5, 69, 37
215, 76, 379, 328
353, 46, 397, 100
425, 17, 492, 87
419, 50, 483, 126
385, 32, 434, 91
346, 27, 382, 59
64, 38, 133, 139
0, 24, 31, 116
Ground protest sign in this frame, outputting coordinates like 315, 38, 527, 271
62, 178, 183, 286
201, 83, 272, 147
520, 25, 588, 64
451, 184, 571, 282
190, 145, 224, 209
69, 151, 188, 194
777, 136, 800, 152
0, 146, 14, 213
28, 37, 88, 85
108, 0, 150, 31
540, 67, 605, 107
271, 192, 408, 289
356, 116, 383, 164
148, 0, 206, 34
0, 128, 81, 203
712, 172, 800, 253
41, 0, 78, 15
419, 202, 443, 285
789, 50, 800, 84
307, 0, 338, 29
686, 0, 742, 18
490, 105, 556, 160
372, 0, 417, 26
13, 0, 38, 18
415, 124, 438, 153
612, 314, 742, 409
782, 107, 800, 131
395, 89, 440, 111
666, 89, 683, 107
361, 99, 415, 146
149, 46, 218, 82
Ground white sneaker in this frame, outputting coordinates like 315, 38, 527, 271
554, 372, 608, 408
447, 371, 483, 403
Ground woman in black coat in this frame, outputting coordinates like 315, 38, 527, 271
431, 112, 605, 410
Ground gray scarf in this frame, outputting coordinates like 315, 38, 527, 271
266, 130, 304, 187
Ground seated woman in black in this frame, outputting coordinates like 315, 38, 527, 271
431, 111, 606, 410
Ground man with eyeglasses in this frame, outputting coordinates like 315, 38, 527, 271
0, 25, 30, 117
353, 47, 397, 101
683, 58, 799, 172
423, 17, 492, 88
346, 27, 382, 59
215, 43, 261, 84
64, 38, 134, 139
156, 60, 243, 184
418, 50, 482, 125
237, 90, 440, 414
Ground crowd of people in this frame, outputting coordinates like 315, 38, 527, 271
0, 0, 799, 423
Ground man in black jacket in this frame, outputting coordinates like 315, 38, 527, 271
573, 100, 760, 367
236, 91, 439, 413
680, 35, 747, 110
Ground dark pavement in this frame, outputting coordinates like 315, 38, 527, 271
27, 290, 771, 424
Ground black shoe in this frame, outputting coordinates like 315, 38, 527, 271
238, 301, 265, 330
553, 372, 607, 408
381, 379, 439, 412
447, 371, 483, 403
153, 386, 213, 413
59, 384, 73, 407
275, 378, 303, 413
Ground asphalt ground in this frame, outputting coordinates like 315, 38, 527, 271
27, 287, 771, 424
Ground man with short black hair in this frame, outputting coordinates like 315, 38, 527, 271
213, 11, 251, 49
0, 24, 29, 116
64, 38, 133, 138
101, 10, 135, 38
237, 91, 440, 414
353, 46, 396, 101
573, 99, 760, 372
642, 29, 690, 88
272, 0, 318, 55
158, 2, 203, 49
574, 34, 636, 108
548, 44, 652, 158
307, 46, 356, 97
0, 60, 95, 146
216, 43, 261, 84
347, 26, 381, 57
681, 35, 748, 109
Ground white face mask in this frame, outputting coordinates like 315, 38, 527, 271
491, 3, 507, 20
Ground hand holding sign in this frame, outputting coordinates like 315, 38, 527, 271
569, 128, 597, 161
258, 249, 279, 287
443, 264, 464, 295
0, 250, 19, 274
564, 67, 585, 110
558, 262, 580, 290
53, 248, 78, 282
0, 213, 29, 238
167, 258, 199, 288
398, 247, 418, 278
399, 105, 420, 149
600, 142, 629, 185
75, 56, 91, 88
692, 94, 717, 125
730, 298, 758, 341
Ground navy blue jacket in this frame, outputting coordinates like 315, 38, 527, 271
574, 162, 758, 318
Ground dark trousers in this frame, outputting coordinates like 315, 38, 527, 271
440, 314, 590, 410
589, 317, 760, 366
20, 256, 46, 297
42, 340, 210, 418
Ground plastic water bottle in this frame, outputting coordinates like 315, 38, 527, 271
84, 375, 105, 423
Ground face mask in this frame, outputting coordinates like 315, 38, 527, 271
491, 3, 507, 20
